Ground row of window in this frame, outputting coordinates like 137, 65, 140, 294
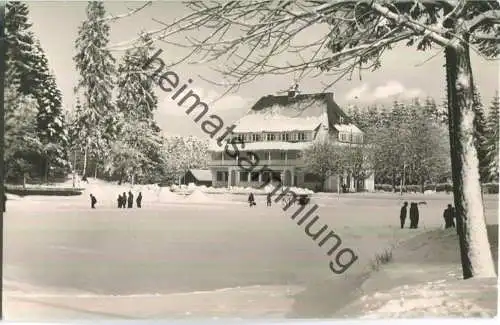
229, 131, 308, 143
216, 171, 282, 182
338, 132, 363, 143
216, 171, 323, 183
212, 151, 299, 161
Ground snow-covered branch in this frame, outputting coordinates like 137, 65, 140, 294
370, 2, 450, 47
100, 2, 153, 23
465, 9, 500, 32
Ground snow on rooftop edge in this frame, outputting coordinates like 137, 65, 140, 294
334, 124, 362, 133
233, 113, 326, 133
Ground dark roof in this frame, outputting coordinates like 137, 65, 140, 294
249, 92, 349, 128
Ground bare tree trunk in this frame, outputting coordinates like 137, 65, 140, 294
82, 147, 88, 177
445, 37, 495, 279
94, 163, 98, 179
400, 165, 405, 196
72, 151, 77, 188
44, 161, 49, 184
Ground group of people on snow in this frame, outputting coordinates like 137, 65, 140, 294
118, 191, 142, 208
248, 192, 309, 208
88, 191, 143, 209
399, 201, 457, 229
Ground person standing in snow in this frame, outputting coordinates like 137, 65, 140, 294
118, 194, 123, 208
248, 192, 256, 207
443, 204, 456, 228
127, 191, 134, 208
400, 201, 408, 229
266, 193, 272, 206
409, 202, 419, 229
122, 192, 127, 208
90, 194, 97, 209
136, 192, 143, 208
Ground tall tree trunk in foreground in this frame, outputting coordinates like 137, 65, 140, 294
445, 35, 496, 279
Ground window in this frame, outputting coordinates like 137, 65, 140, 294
240, 171, 249, 182
271, 151, 281, 160
266, 133, 275, 141
250, 172, 259, 181
217, 171, 228, 182
280, 133, 289, 141
280, 152, 287, 160
252, 133, 261, 142
262, 171, 271, 182
298, 132, 306, 141
339, 133, 347, 142
290, 133, 298, 141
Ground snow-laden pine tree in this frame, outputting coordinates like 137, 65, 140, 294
74, 1, 117, 178
31, 41, 70, 180
5, 1, 70, 181
472, 87, 489, 183
112, 33, 164, 184
485, 93, 499, 182
5, 1, 36, 94
4, 82, 42, 184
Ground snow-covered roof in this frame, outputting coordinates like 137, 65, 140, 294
209, 140, 313, 152
233, 114, 324, 133
333, 124, 363, 134
188, 169, 212, 182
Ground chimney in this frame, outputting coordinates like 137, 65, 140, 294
288, 83, 300, 98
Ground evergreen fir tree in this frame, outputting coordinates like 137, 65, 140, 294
5, 1, 37, 94
4, 82, 42, 182
485, 93, 499, 182
472, 87, 489, 183
74, 1, 118, 175
117, 33, 159, 123
112, 33, 164, 183
6, 1, 70, 179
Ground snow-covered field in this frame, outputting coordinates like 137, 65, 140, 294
2, 179, 498, 320
171, 182, 315, 195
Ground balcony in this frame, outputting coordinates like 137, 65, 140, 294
208, 158, 306, 168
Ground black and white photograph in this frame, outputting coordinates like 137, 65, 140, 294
0, 0, 499, 321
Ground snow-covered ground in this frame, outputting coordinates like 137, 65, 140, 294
335, 228, 498, 318
2, 181, 498, 320
171, 182, 314, 195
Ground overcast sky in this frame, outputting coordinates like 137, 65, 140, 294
28, 1, 499, 138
